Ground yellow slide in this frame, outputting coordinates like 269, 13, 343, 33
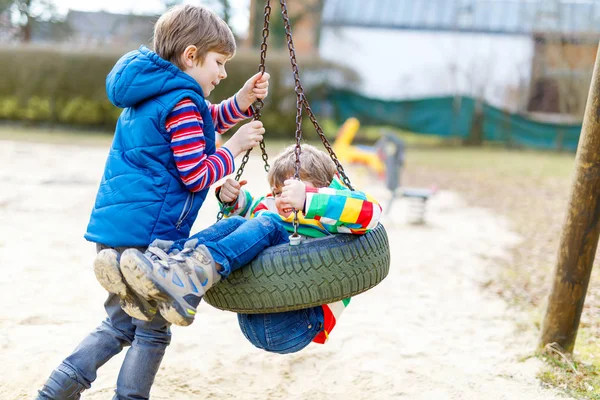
332, 117, 385, 177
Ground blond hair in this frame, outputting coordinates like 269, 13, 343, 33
153, 4, 236, 69
268, 144, 337, 189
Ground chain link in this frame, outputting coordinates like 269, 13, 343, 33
217, 0, 271, 221
278, 0, 354, 234
278, 0, 353, 189
279, 0, 303, 234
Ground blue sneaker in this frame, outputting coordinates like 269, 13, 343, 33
120, 244, 220, 326
93, 249, 158, 321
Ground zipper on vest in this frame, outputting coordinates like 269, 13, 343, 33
176, 192, 195, 230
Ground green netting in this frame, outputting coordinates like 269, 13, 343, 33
328, 90, 582, 151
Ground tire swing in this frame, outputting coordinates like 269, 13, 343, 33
204, 0, 391, 314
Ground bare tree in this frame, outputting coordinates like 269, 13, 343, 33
0, 0, 58, 42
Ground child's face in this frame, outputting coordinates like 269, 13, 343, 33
184, 51, 229, 97
272, 179, 317, 218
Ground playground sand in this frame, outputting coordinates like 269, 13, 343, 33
0, 139, 565, 399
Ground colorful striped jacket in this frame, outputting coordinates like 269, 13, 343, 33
220, 174, 382, 343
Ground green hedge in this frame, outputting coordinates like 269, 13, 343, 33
0, 46, 358, 138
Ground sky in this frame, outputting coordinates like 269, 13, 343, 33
49, 0, 251, 37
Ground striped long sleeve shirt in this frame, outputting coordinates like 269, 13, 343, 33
167, 96, 252, 192
218, 174, 382, 344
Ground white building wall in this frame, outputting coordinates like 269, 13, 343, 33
319, 27, 534, 111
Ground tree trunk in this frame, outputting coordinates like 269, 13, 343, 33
539, 41, 600, 353
22, 17, 31, 42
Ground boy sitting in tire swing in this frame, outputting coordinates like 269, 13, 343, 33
96, 143, 382, 353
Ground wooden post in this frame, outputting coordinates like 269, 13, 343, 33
539, 42, 600, 353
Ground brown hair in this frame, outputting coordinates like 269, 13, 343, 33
153, 4, 236, 69
268, 144, 337, 189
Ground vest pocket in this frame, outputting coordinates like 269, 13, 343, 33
176, 192, 195, 230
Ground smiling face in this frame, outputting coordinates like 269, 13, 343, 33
272, 179, 316, 218
183, 49, 229, 96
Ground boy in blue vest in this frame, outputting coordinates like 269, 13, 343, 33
37, 4, 269, 399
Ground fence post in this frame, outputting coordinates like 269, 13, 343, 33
539, 42, 600, 353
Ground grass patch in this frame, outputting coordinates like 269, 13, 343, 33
538, 342, 600, 399
540, 327, 600, 399
406, 146, 575, 180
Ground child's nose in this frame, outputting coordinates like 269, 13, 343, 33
220, 68, 227, 79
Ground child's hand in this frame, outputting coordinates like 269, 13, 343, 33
236, 72, 270, 112
281, 179, 306, 212
219, 178, 247, 203
223, 120, 265, 157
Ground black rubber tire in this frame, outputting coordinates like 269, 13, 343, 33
204, 223, 390, 313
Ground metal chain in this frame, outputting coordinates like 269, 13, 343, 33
217, 0, 271, 221
253, 0, 271, 174
301, 98, 354, 190
278, 0, 354, 191
279, 0, 304, 234
278, 0, 354, 234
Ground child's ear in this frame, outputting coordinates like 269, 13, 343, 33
181, 45, 198, 68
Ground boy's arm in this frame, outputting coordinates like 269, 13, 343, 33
168, 99, 235, 192
207, 96, 253, 134
303, 186, 382, 234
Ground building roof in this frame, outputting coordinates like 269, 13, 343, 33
66, 10, 156, 43
322, 0, 600, 35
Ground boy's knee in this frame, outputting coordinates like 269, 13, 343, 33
229, 215, 245, 224
37, 364, 89, 399
135, 331, 171, 348
255, 214, 285, 233
255, 214, 275, 224
132, 318, 172, 347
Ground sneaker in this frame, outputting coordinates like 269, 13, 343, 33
93, 249, 158, 321
119, 244, 219, 326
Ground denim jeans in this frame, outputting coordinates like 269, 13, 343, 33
172, 215, 290, 278
238, 306, 324, 354
37, 246, 171, 400
176, 215, 325, 354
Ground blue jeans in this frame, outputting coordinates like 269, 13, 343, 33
238, 306, 324, 354
175, 215, 325, 354
38, 245, 173, 400
171, 215, 289, 278
38, 295, 170, 399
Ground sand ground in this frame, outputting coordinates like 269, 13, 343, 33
0, 140, 565, 399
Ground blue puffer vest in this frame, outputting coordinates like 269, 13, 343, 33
85, 46, 216, 247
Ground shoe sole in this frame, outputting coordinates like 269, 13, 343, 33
120, 251, 194, 326
94, 251, 156, 321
